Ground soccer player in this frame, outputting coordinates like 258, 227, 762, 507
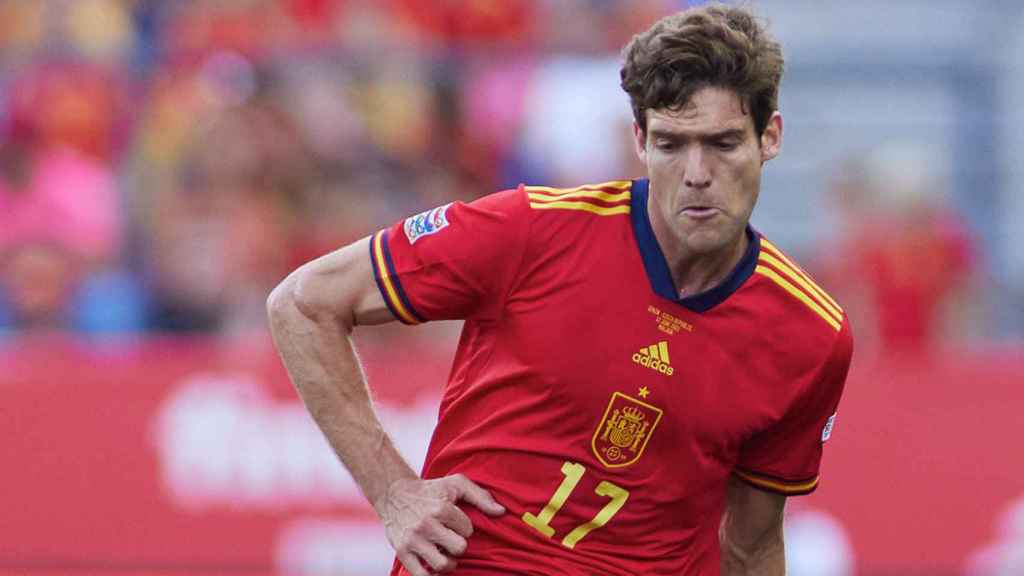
268, 5, 853, 575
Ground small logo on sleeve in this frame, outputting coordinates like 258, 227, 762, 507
403, 203, 452, 244
821, 413, 837, 442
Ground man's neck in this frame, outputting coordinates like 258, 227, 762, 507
648, 202, 749, 299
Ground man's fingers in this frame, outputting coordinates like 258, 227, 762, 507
438, 503, 474, 539
450, 474, 506, 516
412, 538, 458, 573
397, 552, 429, 576
421, 516, 467, 561
432, 521, 469, 556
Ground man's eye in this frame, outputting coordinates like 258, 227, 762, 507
714, 141, 739, 151
655, 140, 675, 151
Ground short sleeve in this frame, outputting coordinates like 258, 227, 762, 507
368, 187, 530, 324
734, 319, 854, 495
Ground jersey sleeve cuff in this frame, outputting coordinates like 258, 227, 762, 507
369, 230, 425, 325
733, 467, 820, 496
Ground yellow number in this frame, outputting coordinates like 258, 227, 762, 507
521, 461, 630, 549
561, 481, 629, 549
522, 461, 585, 537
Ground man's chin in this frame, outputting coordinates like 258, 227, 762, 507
681, 228, 742, 256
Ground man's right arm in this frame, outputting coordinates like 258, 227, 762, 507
266, 236, 505, 575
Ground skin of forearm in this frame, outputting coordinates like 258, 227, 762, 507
267, 278, 417, 512
720, 515, 785, 576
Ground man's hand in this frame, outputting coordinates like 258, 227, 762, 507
381, 474, 506, 575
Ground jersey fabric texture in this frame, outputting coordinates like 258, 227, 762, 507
371, 179, 854, 575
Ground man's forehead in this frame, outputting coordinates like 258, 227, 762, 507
646, 87, 752, 132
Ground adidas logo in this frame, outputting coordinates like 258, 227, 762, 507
631, 341, 674, 376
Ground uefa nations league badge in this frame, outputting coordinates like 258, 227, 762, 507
404, 203, 453, 244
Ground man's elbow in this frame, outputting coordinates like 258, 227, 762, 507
267, 265, 356, 331
266, 273, 300, 331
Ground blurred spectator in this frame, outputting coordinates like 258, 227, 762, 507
0, 143, 119, 262
0, 241, 79, 332
0, 61, 145, 336
139, 96, 309, 334
820, 143, 982, 359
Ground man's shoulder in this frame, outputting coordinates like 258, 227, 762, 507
744, 234, 851, 356
511, 179, 637, 250
458, 179, 635, 224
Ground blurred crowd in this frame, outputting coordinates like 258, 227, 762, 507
0, 0, 990, 356
0, 0, 676, 337
816, 142, 985, 360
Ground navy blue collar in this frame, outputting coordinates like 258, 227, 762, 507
630, 178, 760, 313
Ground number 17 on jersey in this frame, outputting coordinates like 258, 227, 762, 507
521, 461, 629, 549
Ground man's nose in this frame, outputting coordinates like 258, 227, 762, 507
684, 148, 711, 189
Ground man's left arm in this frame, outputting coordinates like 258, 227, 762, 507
720, 476, 786, 576
724, 316, 854, 574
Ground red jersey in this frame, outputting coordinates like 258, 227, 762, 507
371, 179, 853, 575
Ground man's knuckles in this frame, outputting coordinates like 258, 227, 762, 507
435, 476, 465, 500
447, 537, 468, 556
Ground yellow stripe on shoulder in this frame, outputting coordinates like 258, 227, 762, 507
526, 180, 632, 197
525, 181, 632, 216
755, 265, 841, 331
528, 200, 631, 216
527, 189, 630, 204
758, 252, 843, 324
760, 239, 842, 312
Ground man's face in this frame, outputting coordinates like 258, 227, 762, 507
634, 86, 782, 257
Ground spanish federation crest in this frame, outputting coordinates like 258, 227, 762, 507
592, 392, 664, 468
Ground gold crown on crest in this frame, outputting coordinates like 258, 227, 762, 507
621, 406, 645, 423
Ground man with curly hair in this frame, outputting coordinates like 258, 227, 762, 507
269, 4, 853, 574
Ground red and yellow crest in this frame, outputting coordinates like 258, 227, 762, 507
592, 392, 663, 468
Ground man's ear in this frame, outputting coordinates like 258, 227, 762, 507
633, 121, 648, 164
760, 112, 782, 163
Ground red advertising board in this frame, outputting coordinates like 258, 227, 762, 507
1, 333, 1022, 575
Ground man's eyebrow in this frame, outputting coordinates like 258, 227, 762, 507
648, 127, 747, 141
648, 128, 682, 140
705, 128, 747, 140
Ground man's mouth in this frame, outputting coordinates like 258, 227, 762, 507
681, 206, 719, 219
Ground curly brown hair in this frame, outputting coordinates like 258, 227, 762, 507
620, 4, 784, 138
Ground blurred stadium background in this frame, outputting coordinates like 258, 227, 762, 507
1, 0, 1022, 575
